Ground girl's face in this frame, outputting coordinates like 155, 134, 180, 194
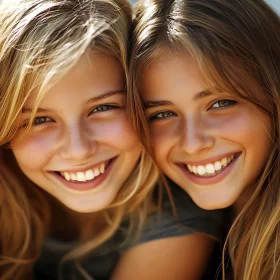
12, 52, 142, 213
140, 50, 272, 210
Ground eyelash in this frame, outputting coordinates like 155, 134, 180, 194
149, 99, 237, 121
210, 99, 237, 110
22, 104, 119, 127
89, 104, 118, 114
21, 116, 53, 128
149, 110, 177, 121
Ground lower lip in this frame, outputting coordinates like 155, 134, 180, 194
50, 157, 117, 192
179, 153, 241, 186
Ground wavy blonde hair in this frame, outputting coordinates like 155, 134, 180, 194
128, 0, 280, 279
0, 0, 158, 279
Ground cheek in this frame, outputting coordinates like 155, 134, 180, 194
150, 122, 179, 161
212, 108, 272, 156
93, 114, 142, 151
12, 133, 58, 171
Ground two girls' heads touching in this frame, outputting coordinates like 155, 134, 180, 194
0, 3, 220, 280
129, 0, 280, 279
1, 0, 280, 279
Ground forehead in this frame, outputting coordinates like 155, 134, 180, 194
24, 52, 125, 109
139, 49, 207, 99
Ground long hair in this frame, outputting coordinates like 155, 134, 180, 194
128, 0, 280, 279
0, 0, 158, 279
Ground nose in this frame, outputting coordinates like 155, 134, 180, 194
59, 123, 97, 162
179, 116, 214, 155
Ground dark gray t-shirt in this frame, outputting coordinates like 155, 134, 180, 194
33, 182, 225, 280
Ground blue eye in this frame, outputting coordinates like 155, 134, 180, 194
149, 110, 177, 121
90, 105, 116, 114
211, 99, 237, 109
32, 117, 53, 126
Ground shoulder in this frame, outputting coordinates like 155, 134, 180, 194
111, 181, 227, 279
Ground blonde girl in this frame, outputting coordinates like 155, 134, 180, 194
129, 0, 280, 279
0, 0, 224, 279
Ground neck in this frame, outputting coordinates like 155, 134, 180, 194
47, 195, 106, 242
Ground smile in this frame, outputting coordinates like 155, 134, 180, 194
186, 154, 237, 178
52, 157, 117, 192
60, 162, 106, 182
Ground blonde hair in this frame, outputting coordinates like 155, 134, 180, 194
128, 0, 280, 279
0, 0, 158, 279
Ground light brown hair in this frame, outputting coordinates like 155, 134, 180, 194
128, 0, 280, 279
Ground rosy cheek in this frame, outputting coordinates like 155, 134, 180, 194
91, 114, 141, 150
150, 125, 174, 162
209, 108, 271, 147
151, 119, 179, 143
12, 133, 57, 170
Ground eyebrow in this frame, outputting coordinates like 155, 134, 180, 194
193, 90, 212, 100
86, 90, 124, 104
22, 90, 124, 113
144, 90, 213, 108
21, 107, 52, 113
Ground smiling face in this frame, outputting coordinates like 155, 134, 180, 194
140, 49, 272, 210
11, 52, 142, 213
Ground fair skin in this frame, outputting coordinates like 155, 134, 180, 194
12, 52, 142, 213
140, 49, 272, 210
11, 51, 214, 279
112, 233, 215, 280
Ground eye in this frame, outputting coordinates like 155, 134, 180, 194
32, 117, 53, 126
211, 99, 237, 109
90, 105, 117, 114
149, 110, 177, 121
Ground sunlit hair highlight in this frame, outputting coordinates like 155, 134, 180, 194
128, 0, 280, 279
0, 0, 158, 279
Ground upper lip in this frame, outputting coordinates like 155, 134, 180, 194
179, 152, 240, 166
50, 157, 116, 173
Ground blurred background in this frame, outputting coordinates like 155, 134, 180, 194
266, 0, 280, 13
129, 0, 280, 14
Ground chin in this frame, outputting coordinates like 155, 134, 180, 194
189, 192, 236, 210
69, 195, 117, 213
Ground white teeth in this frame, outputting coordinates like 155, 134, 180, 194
186, 154, 236, 177
85, 169, 94, 180
221, 157, 228, 167
214, 161, 222, 171
60, 161, 107, 182
77, 172, 86, 182
93, 168, 100, 177
100, 163, 105, 174
197, 165, 206, 176
64, 172, 71, 181
70, 172, 77, 181
192, 165, 197, 174
205, 163, 215, 174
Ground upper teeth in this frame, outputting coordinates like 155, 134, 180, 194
186, 155, 235, 177
61, 162, 106, 182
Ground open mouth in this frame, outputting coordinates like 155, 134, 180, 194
185, 153, 239, 178
50, 157, 118, 192
55, 159, 112, 183
60, 162, 106, 182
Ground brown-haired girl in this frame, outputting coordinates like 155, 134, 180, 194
129, 0, 280, 279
